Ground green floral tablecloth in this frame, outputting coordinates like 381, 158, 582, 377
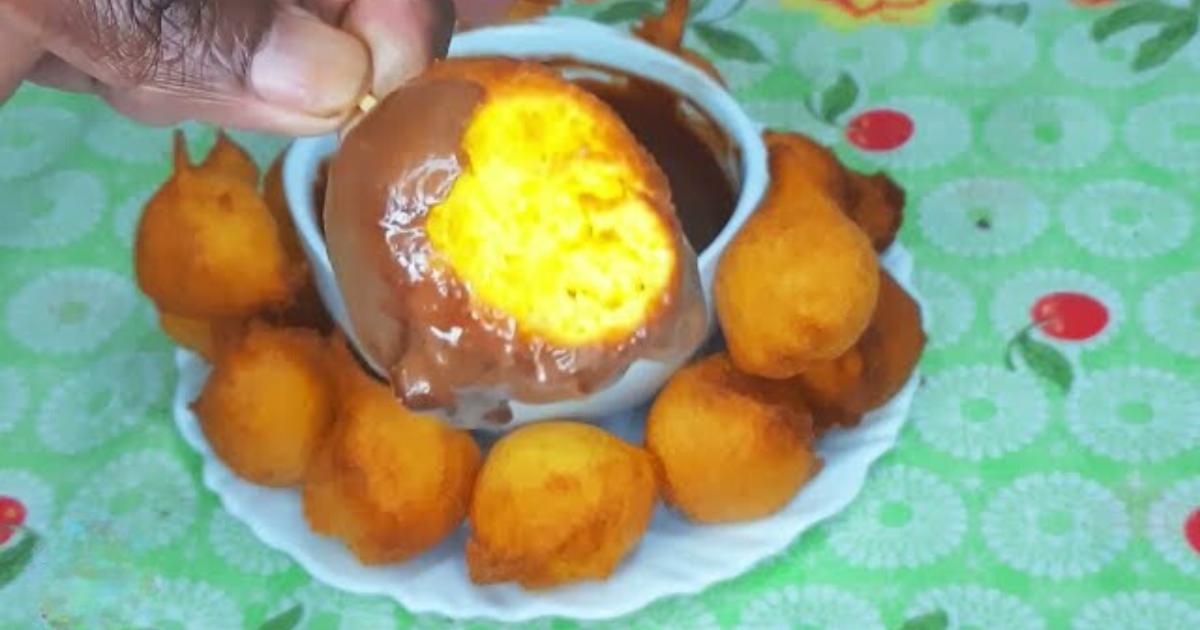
2, 0, 1199, 628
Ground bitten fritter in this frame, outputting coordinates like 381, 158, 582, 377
192, 323, 334, 486
136, 132, 304, 319
844, 170, 904, 252
303, 338, 481, 565
326, 58, 705, 424
792, 270, 926, 434
715, 131, 880, 379
466, 421, 657, 589
646, 353, 821, 523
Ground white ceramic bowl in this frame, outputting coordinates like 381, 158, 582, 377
283, 17, 768, 428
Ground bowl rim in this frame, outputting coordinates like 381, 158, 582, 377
281, 16, 769, 425
284, 15, 768, 282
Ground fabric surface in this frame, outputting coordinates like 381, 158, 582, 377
2, 0, 1199, 627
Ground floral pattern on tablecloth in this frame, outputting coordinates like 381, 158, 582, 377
2, 1, 1199, 627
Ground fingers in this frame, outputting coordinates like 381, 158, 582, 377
0, 20, 45, 103
6, 0, 370, 134
338, 0, 456, 96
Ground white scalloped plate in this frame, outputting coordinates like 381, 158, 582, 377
172, 245, 922, 623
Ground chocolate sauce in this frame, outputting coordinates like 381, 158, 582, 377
323, 60, 708, 429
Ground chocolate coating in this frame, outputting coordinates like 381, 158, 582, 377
324, 61, 707, 428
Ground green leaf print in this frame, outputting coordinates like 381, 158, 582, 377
594, 0, 657, 24
992, 2, 1029, 26
820, 72, 859, 124
900, 609, 950, 630
1016, 334, 1073, 394
259, 603, 304, 630
0, 530, 38, 589
693, 23, 766, 62
1133, 15, 1199, 71
946, 0, 984, 25
1091, 1, 1189, 42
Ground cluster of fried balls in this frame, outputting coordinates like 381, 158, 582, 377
133, 71, 921, 592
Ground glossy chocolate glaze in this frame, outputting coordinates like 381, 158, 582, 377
324, 61, 707, 428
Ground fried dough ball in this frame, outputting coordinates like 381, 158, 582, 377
467, 421, 657, 589
136, 132, 304, 319
158, 311, 244, 362
326, 59, 704, 421
792, 270, 926, 433
192, 323, 334, 486
303, 338, 481, 565
635, 0, 725, 84
646, 353, 820, 523
715, 131, 880, 379
845, 170, 904, 252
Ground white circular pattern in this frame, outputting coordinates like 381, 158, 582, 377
291, 581, 402, 630
0, 469, 55, 531
850, 96, 971, 170
912, 269, 974, 347
64, 449, 197, 552
1141, 271, 1200, 357
124, 578, 243, 630
1147, 476, 1200, 576
685, 24, 777, 91
582, 598, 720, 630
917, 178, 1048, 257
921, 20, 1036, 86
982, 473, 1129, 579
990, 269, 1123, 348
36, 351, 169, 454
1066, 368, 1200, 463
828, 465, 967, 568
1053, 23, 1164, 88
1124, 95, 1200, 173
907, 584, 1045, 630
984, 96, 1111, 170
0, 105, 83, 179
1060, 180, 1193, 259
0, 170, 105, 249
0, 367, 28, 435
5, 268, 137, 355
112, 186, 155, 247
743, 99, 840, 145
739, 585, 884, 630
913, 366, 1049, 461
1072, 592, 1200, 630
792, 26, 908, 83
209, 508, 291, 576
84, 113, 173, 164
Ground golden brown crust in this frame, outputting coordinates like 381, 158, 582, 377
303, 338, 481, 564
792, 270, 926, 434
136, 132, 305, 319
466, 421, 657, 588
193, 323, 335, 486
714, 131, 879, 379
844, 170, 905, 252
646, 353, 820, 523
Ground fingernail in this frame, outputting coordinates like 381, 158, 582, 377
251, 7, 369, 116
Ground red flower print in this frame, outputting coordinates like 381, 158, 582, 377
1030, 292, 1109, 341
0, 495, 26, 545
846, 109, 915, 151
1185, 507, 1200, 556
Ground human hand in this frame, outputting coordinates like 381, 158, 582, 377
0, 0, 476, 135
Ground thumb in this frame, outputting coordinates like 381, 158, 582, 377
4, 0, 371, 134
